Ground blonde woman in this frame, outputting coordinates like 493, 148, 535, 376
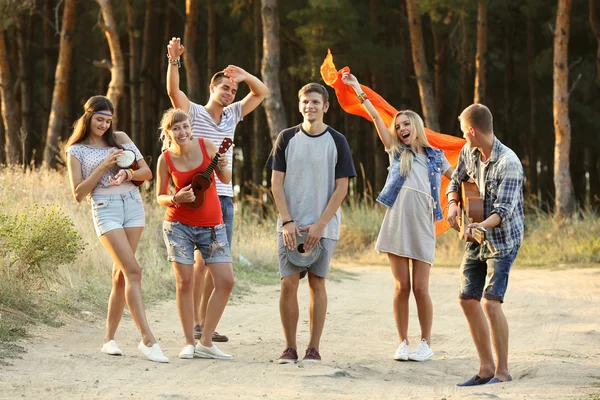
65, 95, 168, 363
342, 73, 453, 362
156, 108, 234, 360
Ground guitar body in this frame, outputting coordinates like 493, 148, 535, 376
186, 173, 213, 210
130, 160, 143, 187
458, 181, 485, 244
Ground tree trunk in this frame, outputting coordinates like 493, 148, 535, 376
38, 0, 55, 165
590, 0, 600, 83
160, 0, 176, 114
553, 0, 573, 217
96, 0, 125, 127
432, 25, 446, 120
527, 17, 539, 203
459, 13, 471, 113
207, 0, 216, 80
399, 0, 411, 110
405, 0, 439, 131
502, 22, 514, 146
17, 15, 33, 168
0, 26, 22, 165
44, 0, 76, 167
474, 0, 488, 104
139, 0, 154, 155
252, 0, 266, 190
184, 0, 201, 99
126, 0, 141, 143
261, 0, 287, 143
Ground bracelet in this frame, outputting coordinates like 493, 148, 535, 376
167, 53, 181, 68
357, 92, 369, 104
170, 196, 180, 208
127, 168, 134, 181
218, 165, 227, 172
281, 219, 294, 226
448, 199, 458, 206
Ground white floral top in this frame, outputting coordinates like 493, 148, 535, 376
66, 142, 143, 195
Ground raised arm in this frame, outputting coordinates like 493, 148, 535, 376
340, 71, 393, 150
166, 37, 191, 111
223, 65, 269, 118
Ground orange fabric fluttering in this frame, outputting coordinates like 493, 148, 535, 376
320, 49, 466, 236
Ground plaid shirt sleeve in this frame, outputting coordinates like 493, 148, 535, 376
447, 146, 470, 196
490, 157, 524, 223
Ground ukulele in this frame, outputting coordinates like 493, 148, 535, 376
458, 181, 486, 244
185, 138, 234, 210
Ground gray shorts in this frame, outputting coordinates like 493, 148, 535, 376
277, 233, 337, 279
163, 221, 232, 265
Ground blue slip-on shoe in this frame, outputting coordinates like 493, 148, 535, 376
456, 374, 494, 387
487, 375, 513, 384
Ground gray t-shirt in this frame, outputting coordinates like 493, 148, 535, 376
266, 124, 356, 240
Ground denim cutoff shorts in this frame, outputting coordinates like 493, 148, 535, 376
459, 245, 520, 303
162, 221, 232, 265
89, 189, 145, 237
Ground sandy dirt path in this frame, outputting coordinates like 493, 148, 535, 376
1, 265, 599, 399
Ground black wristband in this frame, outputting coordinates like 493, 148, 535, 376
282, 219, 294, 226
448, 199, 458, 206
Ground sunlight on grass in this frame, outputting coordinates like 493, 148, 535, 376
1, 166, 599, 354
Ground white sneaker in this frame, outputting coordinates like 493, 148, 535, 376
101, 340, 122, 356
178, 344, 195, 359
194, 342, 233, 360
138, 341, 169, 363
394, 339, 409, 361
408, 338, 433, 361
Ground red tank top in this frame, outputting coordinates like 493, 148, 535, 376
163, 138, 223, 227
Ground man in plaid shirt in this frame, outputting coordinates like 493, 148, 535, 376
447, 104, 524, 387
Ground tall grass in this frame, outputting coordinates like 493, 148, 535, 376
1, 166, 599, 355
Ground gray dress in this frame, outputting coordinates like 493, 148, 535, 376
375, 153, 450, 265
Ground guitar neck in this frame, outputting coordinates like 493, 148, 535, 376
202, 155, 220, 179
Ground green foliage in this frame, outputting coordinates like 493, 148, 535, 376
0, 203, 85, 280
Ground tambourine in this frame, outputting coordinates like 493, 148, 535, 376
116, 149, 143, 187
285, 231, 323, 267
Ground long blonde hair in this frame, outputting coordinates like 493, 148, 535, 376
389, 110, 431, 178
159, 108, 190, 151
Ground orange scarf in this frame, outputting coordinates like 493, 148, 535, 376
320, 49, 465, 236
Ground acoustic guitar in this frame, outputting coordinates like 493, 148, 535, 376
185, 138, 234, 210
458, 181, 486, 244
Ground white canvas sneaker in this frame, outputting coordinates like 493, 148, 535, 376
194, 342, 233, 360
394, 339, 410, 361
178, 344, 195, 359
408, 338, 433, 361
138, 341, 169, 363
101, 340, 122, 356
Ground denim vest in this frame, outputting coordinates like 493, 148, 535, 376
377, 146, 445, 221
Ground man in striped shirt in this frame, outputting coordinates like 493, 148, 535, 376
166, 37, 269, 343
447, 104, 524, 387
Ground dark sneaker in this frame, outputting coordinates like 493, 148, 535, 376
277, 347, 298, 364
302, 348, 321, 363
194, 325, 229, 342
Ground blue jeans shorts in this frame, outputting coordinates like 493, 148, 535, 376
89, 189, 145, 237
219, 196, 234, 248
459, 245, 520, 303
163, 221, 232, 265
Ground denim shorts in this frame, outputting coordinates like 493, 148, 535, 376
89, 189, 145, 237
163, 221, 232, 265
459, 245, 520, 303
277, 233, 337, 279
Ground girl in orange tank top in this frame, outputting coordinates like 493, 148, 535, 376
156, 109, 235, 360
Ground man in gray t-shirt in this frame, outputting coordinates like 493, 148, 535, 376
266, 83, 356, 365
